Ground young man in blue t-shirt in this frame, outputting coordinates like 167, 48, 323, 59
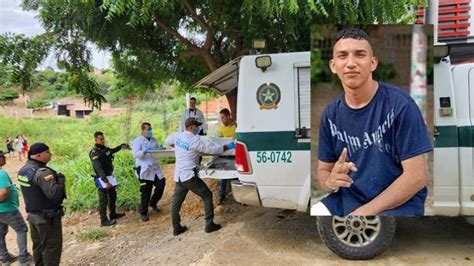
0, 151, 32, 264
313, 29, 432, 216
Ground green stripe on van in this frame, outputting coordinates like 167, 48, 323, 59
458, 126, 473, 147
236, 131, 311, 151
434, 126, 473, 147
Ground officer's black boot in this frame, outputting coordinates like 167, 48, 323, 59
173, 225, 188, 236
110, 213, 125, 220
205, 221, 222, 233
100, 219, 116, 227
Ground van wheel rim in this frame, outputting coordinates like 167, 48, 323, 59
332, 216, 381, 247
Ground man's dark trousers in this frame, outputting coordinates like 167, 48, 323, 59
140, 176, 166, 215
171, 176, 213, 230
28, 214, 62, 266
98, 186, 117, 221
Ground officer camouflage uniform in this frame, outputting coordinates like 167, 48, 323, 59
89, 143, 124, 225
18, 147, 66, 266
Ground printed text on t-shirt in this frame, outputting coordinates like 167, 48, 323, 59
328, 108, 395, 156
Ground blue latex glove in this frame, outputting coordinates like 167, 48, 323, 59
225, 142, 235, 150
146, 148, 155, 153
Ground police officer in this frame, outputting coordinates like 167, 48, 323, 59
18, 143, 66, 266
89, 132, 127, 226
132, 122, 166, 222
165, 117, 235, 236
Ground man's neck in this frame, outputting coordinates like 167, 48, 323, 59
344, 79, 378, 109
223, 119, 234, 127
29, 158, 46, 166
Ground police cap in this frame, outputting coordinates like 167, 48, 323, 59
185, 117, 202, 128
28, 143, 49, 158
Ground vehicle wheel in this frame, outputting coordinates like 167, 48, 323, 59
316, 215, 396, 260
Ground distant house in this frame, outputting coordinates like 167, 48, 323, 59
57, 99, 93, 118
56, 98, 127, 118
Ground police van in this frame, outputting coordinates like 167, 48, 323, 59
194, 51, 312, 211
432, 44, 474, 218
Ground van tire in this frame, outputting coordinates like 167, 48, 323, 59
316, 215, 396, 260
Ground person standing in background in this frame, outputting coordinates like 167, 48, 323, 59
21, 135, 29, 159
179, 97, 207, 135
216, 108, 236, 204
0, 150, 33, 264
5, 138, 14, 158
14, 136, 23, 162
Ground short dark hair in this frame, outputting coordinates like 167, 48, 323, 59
190, 97, 197, 102
219, 108, 231, 116
141, 122, 151, 130
333, 28, 371, 47
94, 131, 104, 139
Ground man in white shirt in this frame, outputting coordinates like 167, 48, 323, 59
179, 97, 207, 135
132, 122, 166, 222
166, 118, 235, 236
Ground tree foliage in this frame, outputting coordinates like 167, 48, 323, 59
22, 0, 426, 109
0, 33, 52, 95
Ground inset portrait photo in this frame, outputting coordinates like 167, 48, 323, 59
310, 25, 434, 217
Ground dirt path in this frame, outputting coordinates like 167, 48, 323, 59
3, 156, 474, 265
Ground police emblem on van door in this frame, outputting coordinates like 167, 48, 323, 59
256, 83, 281, 109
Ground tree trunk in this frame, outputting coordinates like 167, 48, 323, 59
201, 51, 218, 72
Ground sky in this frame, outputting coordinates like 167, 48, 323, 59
0, 0, 111, 69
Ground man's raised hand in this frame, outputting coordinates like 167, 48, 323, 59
324, 148, 357, 193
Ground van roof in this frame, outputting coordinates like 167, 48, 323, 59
193, 56, 242, 95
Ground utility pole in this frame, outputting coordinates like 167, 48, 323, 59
410, 24, 428, 120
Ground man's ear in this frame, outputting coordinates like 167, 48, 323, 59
329, 59, 336, 74
370, 56, 379, 72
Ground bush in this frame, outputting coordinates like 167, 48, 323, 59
0, 89, 19, 100
26, 99, 49, 109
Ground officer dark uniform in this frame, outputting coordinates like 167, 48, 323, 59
89, 132, 127, 226
17, 143, 65, 266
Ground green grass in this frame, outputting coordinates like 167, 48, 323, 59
0, 104, 182, 212
0, 88, 220, 212
76, 229, 111, 242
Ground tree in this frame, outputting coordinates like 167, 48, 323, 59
22, 0, 425, 115
0, 33, 51, 105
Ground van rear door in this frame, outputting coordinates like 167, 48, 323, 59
459, 65, 474, 214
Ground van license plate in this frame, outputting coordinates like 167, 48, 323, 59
256, 151, 293, 163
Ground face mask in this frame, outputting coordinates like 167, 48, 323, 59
146, 130, 153, 138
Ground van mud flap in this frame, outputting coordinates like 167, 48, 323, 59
230, 180, 261, 207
